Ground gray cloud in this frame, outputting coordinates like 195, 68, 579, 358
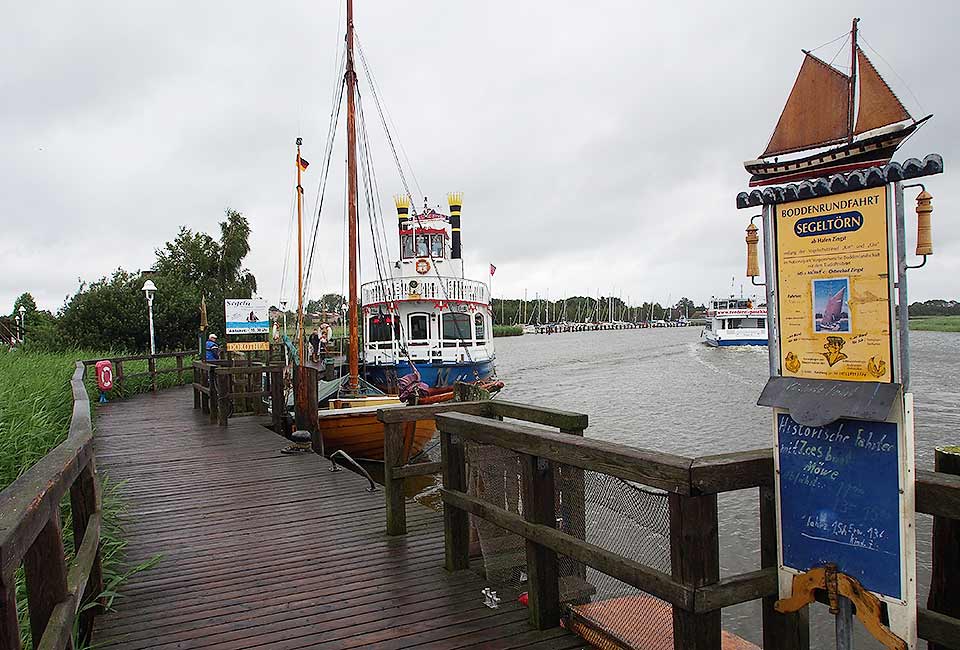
3, 0, 958, 314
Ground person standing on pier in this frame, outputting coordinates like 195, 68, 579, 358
205, 333, 220, 361
309, 328, 321, 363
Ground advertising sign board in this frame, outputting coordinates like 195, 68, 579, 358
225, 299, 270, 335
775, 186, 894, 382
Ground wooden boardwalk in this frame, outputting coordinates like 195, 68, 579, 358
91, 387, 586, 649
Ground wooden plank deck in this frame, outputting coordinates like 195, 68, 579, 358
92, 386, 586, 649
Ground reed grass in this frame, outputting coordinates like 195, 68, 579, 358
493, 325, 523, 337
909, 315, 960, 332
0, 349, 189, 648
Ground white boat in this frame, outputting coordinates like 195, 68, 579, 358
702, 297, 767, 347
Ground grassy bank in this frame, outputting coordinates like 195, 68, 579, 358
909, 315, 960, 332
493, 325, 523, 337
1, 349, 188, 647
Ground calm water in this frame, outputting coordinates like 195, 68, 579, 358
492, 327, 960, 649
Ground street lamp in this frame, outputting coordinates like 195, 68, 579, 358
17, 306, 25, 343
141, 280, 157, 355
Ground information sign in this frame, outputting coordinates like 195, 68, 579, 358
775, 186, 894, 382
776, 412, 901, 598
225, 299, 270, 335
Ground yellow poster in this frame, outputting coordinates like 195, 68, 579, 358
775, 186, 893, 382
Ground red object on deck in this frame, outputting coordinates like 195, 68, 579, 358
519, 592, 528, 607
95, 360, 114, 391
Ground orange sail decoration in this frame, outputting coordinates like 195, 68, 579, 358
854, 47, 911, 135
762, 54, 850, 157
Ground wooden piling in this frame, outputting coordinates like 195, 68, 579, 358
928, 446, 960, 650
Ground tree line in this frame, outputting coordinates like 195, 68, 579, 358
4, 210, 259, 353
490, 296, 704, 325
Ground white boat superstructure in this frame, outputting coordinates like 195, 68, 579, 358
703, 297, 768, 347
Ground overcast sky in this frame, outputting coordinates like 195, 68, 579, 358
3, 1, 957, 313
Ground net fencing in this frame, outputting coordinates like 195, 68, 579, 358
463, 440, 675, 648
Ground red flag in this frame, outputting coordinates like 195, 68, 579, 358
489, 264, 496, 276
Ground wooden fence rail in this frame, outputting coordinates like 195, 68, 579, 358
377, 400, 588, 537
431, 412, 960, 650
192, 360, 285, 428
81, 351, 193, 394
0, 362, 103, 650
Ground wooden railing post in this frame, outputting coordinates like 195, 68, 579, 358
270, 370, 284, 432
148, 356, 157, 393
23, 513, 73, 650
441, 429, 469, 572
176, 354, 184, 385
216, 369, 230, 426
193, 364, 201, 409
384, 422, 406, 536
521, 454, 560, 629
70, 461, 104, 644
669, 492, 721, 650
928, 447, 960, 650
208, 367, 219, 424
760, 485, 809, 650
116, 359, 124, 393
0, 574, 20, 650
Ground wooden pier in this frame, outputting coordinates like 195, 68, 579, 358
2, 355, 960, 650
88, 386, 584, 649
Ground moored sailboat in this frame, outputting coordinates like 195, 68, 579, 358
745, 18, 931, 187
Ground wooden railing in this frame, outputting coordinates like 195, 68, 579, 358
377, 401, 588, 536
0, 362, 103, 650
193, 360, 285, 429
81, 351, 193, 393
430, 412, 960, 650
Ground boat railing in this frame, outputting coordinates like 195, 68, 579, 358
422, 411, 960, 650
361, 276, 490, 305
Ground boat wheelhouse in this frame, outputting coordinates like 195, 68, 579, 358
703, 297, 768, 347
361, 195, 496, 392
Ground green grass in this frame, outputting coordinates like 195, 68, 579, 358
0, 349, 189, 648
908, 315, 960, 332
493, 325, 523, 337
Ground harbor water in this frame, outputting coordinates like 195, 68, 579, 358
494, 327, 959, 649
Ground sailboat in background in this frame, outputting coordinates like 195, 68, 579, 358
744, 18, 931, 187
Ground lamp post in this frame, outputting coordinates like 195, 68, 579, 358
141, 280, 157, 356
17, 306, 25, 343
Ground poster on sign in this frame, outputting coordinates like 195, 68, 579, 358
225, 299, 270, 335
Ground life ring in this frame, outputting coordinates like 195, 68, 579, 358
415, 258, 430, 274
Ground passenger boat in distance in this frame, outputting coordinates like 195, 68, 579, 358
702, 297, 768, 347
744, 18, 931, 187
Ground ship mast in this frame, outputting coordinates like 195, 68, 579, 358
345, 0, 360, 392
847, 17, 860, 143
296, 137, 306, 364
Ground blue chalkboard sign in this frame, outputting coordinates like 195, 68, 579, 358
777, 412, 902, 599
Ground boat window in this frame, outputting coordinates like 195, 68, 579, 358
758, 318, 766, 328
442, 312, 472, 340
728, 319, 741, 329
416, 234, 429, 257
409, 313, 429, 341
474, 313, 486, 343
401, 235, 415, 259
430, 234, 444, 258
369, 315, 397, 342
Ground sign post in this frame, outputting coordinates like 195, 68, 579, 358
740, 157, 944, 649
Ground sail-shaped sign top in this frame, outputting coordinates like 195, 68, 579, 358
854, 48, 912, 136
762, 53, 850, 158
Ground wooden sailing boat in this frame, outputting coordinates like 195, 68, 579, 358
745, 18, 931, 187
293, 0, 435, 462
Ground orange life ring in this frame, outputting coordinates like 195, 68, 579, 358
415, 258, 430, 274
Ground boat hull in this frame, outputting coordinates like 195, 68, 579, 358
744, 120, 923, 187
316, 410, 436, 462
704, 337, 768, 347
364, 359, 497, 392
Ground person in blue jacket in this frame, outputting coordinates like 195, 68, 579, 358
205, 334, 220, 361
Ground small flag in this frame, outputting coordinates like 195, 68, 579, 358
489, 264, 496, 276
298, 157, 310, 172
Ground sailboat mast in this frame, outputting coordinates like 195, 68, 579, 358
847, 17, 860, 143
345, 0, 360, 391
296, 138, 306, 364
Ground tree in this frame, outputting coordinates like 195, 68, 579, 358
11, 292, 37, 316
